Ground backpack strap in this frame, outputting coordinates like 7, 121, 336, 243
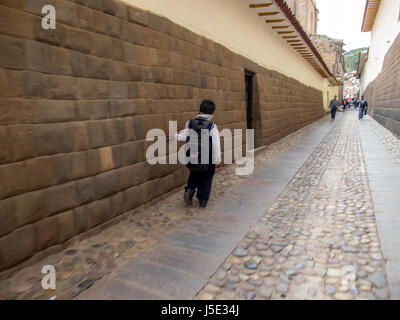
207, 121, 214, 131
188, 120, 193, 129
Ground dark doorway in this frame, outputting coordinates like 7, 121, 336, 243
245, 71, 254, 130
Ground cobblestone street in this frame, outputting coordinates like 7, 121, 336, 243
0, 111, 399, 300
197, 112, 391, 300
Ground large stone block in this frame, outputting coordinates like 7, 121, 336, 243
34, 123, 75, 155
101, 0, 127, 20
135, 46, 158, 66
85, 56, 110, 80
108, 61, 130, 82
105, 14, 122, 39
0, 125, 10, 163
76, 4, 92, 29
70, 122, 90, 152
46, 75, 78, 99
90, 33, 112, 59
44, 182, 78, 217
14, 189, 45, 228
0, 162, 27, 200
123, 42, 137, 64
109, 192, 125, 218
139, 180, 155, 203
0, 35, 25, 69
109, 39, 124, 61
78, 78, 110, 99
76, 177, 96, 206
54, 0, 78, 27
50, 46, 72, 76
34, 216, 59, 251
63, 27, 92, 54
57, 210, 76, 243
99, 146, 115, 172
87, 120, 107, 148
117, 166, 134, 190
0, 225, 35, 270
23, 71, 46, 98
155, 175, 173, 198
85, 149, 101, 176
6, 124, 36, 161
73, 205, 90, 235
91, 10, 107, 34
109, 101, 137, 118
52, 153, 73, 184
144, 28, 169, 50
75, 100, 109, 121
0, 198, 16, 237
109, 82, 128, 99
25, 156, 55, 191
88, 120, 122, 149
124, 185, 142, 211
70, 51, 87, 77
157, 50, 171, 68
148, 13, 172, 34
112, 142, 137, 168
1, 99, 76, 125
73, 0, 103, 12
88, 197, 111, 228
94, 170, 120, 199
127, 6, 149, 26
0, 5, 35, 39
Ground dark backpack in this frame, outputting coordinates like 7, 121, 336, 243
185, 118, 214, 172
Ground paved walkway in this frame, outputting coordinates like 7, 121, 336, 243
0, 111, 399, 300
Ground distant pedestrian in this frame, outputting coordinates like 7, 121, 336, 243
329, 95, 339, 120
357, 96, 368, 120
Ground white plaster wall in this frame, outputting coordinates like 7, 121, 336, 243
362, 0, 400, 91
122, 0, 326, 90
322, 79, 339, 112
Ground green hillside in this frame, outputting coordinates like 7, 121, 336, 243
344, 47, 368, 72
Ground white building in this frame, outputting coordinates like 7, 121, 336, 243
359, 0, 400, 95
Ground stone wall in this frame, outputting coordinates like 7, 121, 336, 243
0, 0, 324, 276
364, 33, 400, 137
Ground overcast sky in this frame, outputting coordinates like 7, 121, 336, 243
314, 0, 371, 52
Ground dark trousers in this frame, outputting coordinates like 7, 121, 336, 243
186, 165, 216, 202
359, 107, 365, 119
331, 108, 337, 119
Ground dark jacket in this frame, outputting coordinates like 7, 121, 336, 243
329, 99, 339, 110
358, 99, 368, 109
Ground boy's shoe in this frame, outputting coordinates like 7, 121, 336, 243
184, 189, 195, 205
199, 200, 208, 208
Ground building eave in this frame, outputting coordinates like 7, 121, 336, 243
248, 0, 334, 79
361, 0, 381, 32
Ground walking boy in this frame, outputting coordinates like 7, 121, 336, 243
173, 100, 221, 208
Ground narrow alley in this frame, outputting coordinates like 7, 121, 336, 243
1, 111, 399, 300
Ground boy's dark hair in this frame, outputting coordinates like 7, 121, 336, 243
200, 99, 216, 115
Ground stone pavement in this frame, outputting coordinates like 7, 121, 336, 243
0, 111, 398, 300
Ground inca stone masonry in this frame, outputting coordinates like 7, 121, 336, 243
0, 0, 327, 277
